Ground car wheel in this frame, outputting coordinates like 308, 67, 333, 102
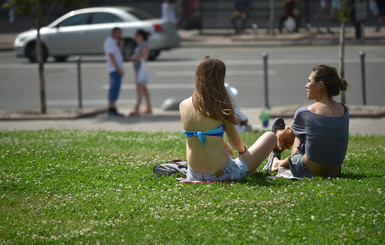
149, 50, 161, 61
54, 56, 69, 62
26, 42, 48, 63
123, 39, 137, 61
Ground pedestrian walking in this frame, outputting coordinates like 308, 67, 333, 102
161, 0, 177, 25
314, 0, 334, 34
231, 0, 250, 34
330, 0, 341, 22
7, 0, 15, 24
279, 0, 299, 33
129, 29, 152, 116
375, 0, 385, 32
104, 27, 125, 117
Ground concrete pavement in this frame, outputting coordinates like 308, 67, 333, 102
0, 106, 384, 135
178, 26, 385, 47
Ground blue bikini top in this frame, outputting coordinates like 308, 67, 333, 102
184, 124, 224, 146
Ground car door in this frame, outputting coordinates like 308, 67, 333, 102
44, 13, 91, 55
84, 12, 125, 54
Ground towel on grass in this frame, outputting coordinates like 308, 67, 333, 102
266, 167, 302, 180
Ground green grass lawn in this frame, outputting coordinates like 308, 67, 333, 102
0, 130, 384, 244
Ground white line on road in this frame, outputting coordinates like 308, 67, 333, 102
47, 99, 136, 105
156, 70, 276, 76
101, 84, 195, 90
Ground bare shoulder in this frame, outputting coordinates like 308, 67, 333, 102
307, 103, 318, 113
308, 102, 346, 117
179, 97, 192, 109
334, 102, 347, 116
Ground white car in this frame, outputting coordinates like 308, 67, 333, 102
14, 6, 180, 62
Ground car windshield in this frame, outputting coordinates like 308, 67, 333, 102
126, 9, 155, 20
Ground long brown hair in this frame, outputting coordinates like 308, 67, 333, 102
192, 56, 237, 124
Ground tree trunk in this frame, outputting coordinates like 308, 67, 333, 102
36, 2, 46, 114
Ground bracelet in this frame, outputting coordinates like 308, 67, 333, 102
238, 146, 247, 155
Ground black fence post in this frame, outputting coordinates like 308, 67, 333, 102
76, 56, 83, 109
262, 52, 270, 109
359, 51, 366, 105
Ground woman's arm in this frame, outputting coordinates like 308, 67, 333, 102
276, 125, 295, 151
141, 45, 149, 61
224, 121, 246, 154
223, 141, 234, 157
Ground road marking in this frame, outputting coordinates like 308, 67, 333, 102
101, 84, 195, 90
156, 70, 276, 76
47, 99, 136, 105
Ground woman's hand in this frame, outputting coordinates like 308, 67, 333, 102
277, 126, 295, 151
224, 142, 234, 157
224, 121, 245, 154
129, 55, 138, 61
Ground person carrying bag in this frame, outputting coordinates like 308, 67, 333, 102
129, 29, 152, 116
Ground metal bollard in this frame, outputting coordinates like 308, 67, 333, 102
76, 56, 83, 109
262, 52, 270, 109
359, 51, 366, 105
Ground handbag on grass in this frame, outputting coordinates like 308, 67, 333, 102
137, 59, 149, 83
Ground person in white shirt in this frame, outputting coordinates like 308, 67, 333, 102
161, 0, 177, 25
104, 27, 124, 116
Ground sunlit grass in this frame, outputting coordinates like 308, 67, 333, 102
0, 130, 384, 244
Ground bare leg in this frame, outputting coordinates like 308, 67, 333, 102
271, 137, 301, 171
142, 85, 152, 113
239, 131, 277, 173
108, 101, 116, 110
272, 157, 289, 171
135, 83, 143, 111
129, 83, 142, 116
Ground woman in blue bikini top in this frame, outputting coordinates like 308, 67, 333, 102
179, 56, 277, 180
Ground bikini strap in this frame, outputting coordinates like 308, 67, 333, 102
184, 124, 224, 146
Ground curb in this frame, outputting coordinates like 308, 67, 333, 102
1, 105, 384, 121
269, 105, 385, 119
0, 108, 107, 120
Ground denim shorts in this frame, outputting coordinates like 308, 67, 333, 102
187, 157, 250, 182
288, 152, 313, 178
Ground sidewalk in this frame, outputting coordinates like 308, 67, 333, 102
178, 26, 385, 47
0, 106, 384, 135
1, 26, 385, 50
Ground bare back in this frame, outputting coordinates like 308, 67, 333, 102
179, 97, 229, 173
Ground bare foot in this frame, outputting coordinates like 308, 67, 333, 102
140, 109, 152, 115
129, 111, 140, 117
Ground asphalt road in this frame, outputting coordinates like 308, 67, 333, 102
1, 45, 385, 111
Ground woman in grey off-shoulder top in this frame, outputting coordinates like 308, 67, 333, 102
263, 64, 349, 178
